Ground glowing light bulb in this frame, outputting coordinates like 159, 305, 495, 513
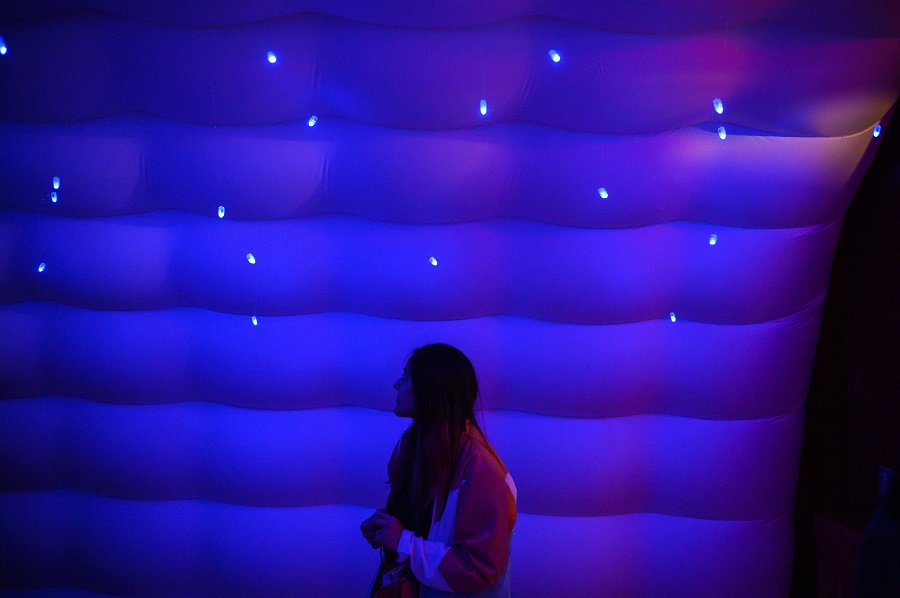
218, 206, 225, 218
873, 124, 882, 138
429, 257, 438, 266
709, 234, 718, 245
598, 187, 609, 199
713, 98, 724, 114
479, 100, 487, 116
308, 115, 318, 127
267, 51, 277, 64
0, 36, 6, 55
52, 176, 60, 190
717, 126, 727, 140
37, 262, 46, 273
246, 253, 256, 264
548, 50, 561, 63
50, 192, 58, 203
251, 316, 258, 326
669, 312, 677, 323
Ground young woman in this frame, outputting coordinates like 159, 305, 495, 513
361, 344, 517, 597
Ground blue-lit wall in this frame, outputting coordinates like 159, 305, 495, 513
1, 2, 898, 596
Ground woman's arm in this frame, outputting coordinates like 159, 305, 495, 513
395, 452, 517, 593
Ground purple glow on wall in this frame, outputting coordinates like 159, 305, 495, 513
1, 1, 899, 596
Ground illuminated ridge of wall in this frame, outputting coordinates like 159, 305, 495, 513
1, 1, 898, 596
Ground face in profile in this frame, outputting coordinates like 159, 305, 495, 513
393, 361, 415, 418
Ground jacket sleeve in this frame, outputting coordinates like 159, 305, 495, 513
395, 451, 517, 593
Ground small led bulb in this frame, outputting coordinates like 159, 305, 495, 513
246, 253, 256, 264
717, 126, 727, 140
37, 262, 46, 273
598, 187, 609, 199
709, 234, 718, 245
308, 115, 318, 127
669, 312, 677, 323
0, 36, 6, 55
267, 51, 277, 64
873, 124, 882, 138
52, 176, 60, 190
429, 257, 438, 266
50, 192, 58, 203
548, 50, 561, 63
251, 316, 258, 326
713, 98, 724, 115
479, 100, 487, 116
218, 206, 225, 218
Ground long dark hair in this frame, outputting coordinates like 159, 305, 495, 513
386, 343, 485, 536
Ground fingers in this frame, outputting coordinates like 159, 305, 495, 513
360, 510, 384, 531
361, 527, 378, 546
361, 509, 397, 550
362, 527, 387, 549
371, 511, 397, 526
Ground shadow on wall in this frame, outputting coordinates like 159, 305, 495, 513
793, 107, 900, 597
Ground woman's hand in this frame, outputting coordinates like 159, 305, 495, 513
360, 510, 381, 548
359, 511, 377, 540
360, 509, 406, 552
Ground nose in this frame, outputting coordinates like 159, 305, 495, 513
393, 377, 401, 390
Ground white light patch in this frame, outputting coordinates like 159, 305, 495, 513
598, 187, 609, 199
429, 257, 438, 266
669, 312, 677, 323
267, 51, 277, 64
709, 234, 718, 245
218, 206, 225, 218
713, 98, 724, 114
37, 262, 46, 273
52, 177, 60, 190
873, 124, 882, 138
548, 50, 561, 63
0, 36, 6, 55
479, 100, 487, 116
308, 115, 318, 127
717, 126, 727, 140
50, 192, 58, 203
251, 316, 258, 326
246, 253, 256, 264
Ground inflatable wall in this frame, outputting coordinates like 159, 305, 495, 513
1, 1, 898, 596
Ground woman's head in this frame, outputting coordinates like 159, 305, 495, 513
387, 344, 484, 529
393, 343, 479, 426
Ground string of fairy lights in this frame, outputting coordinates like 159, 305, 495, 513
4, 38, 883, 327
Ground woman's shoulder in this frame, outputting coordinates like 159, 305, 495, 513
457, 424, 511, 482
453, 424, 518, 507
